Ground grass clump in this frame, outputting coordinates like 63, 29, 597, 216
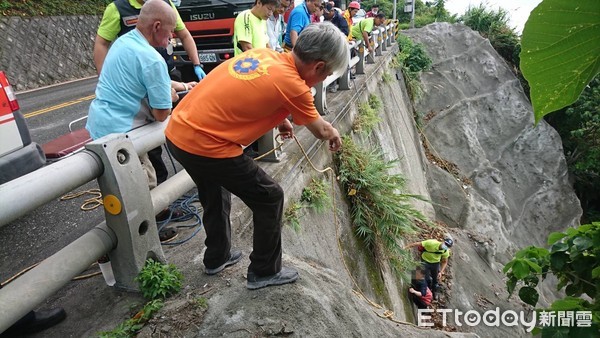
353, 94, 383, 134
135, 258, 183, 300
195, 297, 209, 310
395, 34, 432, 102
284, 200, 303, 232
301, 177, 331, 213
382, 71, 393, 84
98, 299, 164, 338
98, 259, 184, 336
334, 136, 428, 275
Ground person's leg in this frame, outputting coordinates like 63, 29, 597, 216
167, 139, 283, 276
409, 293, 428, 309
148, 146, 168, 185
166, 140, 232, 268
422, 261, 434, 290
430, 262, 440, 295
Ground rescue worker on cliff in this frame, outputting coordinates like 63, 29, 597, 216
405, 236, 454, 299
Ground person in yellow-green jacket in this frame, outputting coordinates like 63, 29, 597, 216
405, 236, 454, 299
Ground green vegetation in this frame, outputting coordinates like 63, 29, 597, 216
195, 296, 209, 310
284, 200, 303, 232
301, 177, 331, 213
382, 71, 393, 84
459, 4, 527, 96
98, 299, 164, 338
135, 258, 183, 300
353, 94, 383, 134
519, 0, 599, 123
395, 35, 431, 101
503, 223, 600, 336
546, 77, 600, 222
0, 0, 108, 16
334, 136, 426, 276
98, 259, 184, 337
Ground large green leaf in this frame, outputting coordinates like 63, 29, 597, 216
547, 231, 567, 245
520, 0, 600, 122
518, 286, 539, 306
512, 259, 531, 279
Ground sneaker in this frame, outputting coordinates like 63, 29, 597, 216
205, 250, 242, 275
246, 266, 299, 290
2, 308, 66, 336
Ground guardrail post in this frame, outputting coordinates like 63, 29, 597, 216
356, 40, 366, 74
375, 29, 383, 56
366, 34, 376, 64
86, 134, 165, 291
386, 24, 393, 46
339, 66, 351, 90
339, 42, 355, 90
314, 81, 326, 116
380, 27, 387, 52
256, 129, 282, 162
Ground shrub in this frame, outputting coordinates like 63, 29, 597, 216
353, 94, 383, 134
334, 136, 428, 275
98, 299, 164, 338
503, 223, 600, 336
284, 200, 303, 232
135, 259, 183, 300
301, 177, 331, 213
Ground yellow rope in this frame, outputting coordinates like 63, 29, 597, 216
60, 188, 103, 210
1, 262, 102, 287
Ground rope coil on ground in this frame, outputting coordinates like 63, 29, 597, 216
60, 188, 103, 210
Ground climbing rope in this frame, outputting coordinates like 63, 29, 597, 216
60, 188, 103, 210
1, 262, 102, 288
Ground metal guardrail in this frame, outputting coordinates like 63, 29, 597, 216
0, 121, 196, 332
257, 21, 398, 160
0, 20, 398, 333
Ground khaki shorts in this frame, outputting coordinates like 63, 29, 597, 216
139, 153, 157, 190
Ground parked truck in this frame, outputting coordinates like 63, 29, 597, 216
172, 0, 255, 80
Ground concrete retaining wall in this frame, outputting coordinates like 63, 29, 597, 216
0, 16, 99, 92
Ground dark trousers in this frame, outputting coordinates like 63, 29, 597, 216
166, 139, 284, 276
148, 146, 168, 185
422, 261, 440, 294
409, 292, 429, 309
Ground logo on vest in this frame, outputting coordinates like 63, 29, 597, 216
229, 51, 274, 80
122, 15, 139, 27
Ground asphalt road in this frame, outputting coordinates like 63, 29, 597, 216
1, 77, 184, 283
1, 77, 104, 281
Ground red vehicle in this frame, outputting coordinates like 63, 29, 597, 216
0, 71, 46, 185
172, 0, 255, 78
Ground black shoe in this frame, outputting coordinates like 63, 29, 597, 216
2, 308, 66, 336
205, 250, 242, 275
155, 207, 186, 223
158, 227, 178, 243
246, 266, 299, 290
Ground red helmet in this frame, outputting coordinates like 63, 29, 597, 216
348, 1, 360, 10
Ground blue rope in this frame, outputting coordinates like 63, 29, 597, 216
157, 192, 204, 246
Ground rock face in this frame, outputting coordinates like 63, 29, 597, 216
405, 23, 581, 258
404, 23, 582, 337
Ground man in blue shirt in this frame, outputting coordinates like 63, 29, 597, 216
86, 0, 189, 241
283, 0, 322, 49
